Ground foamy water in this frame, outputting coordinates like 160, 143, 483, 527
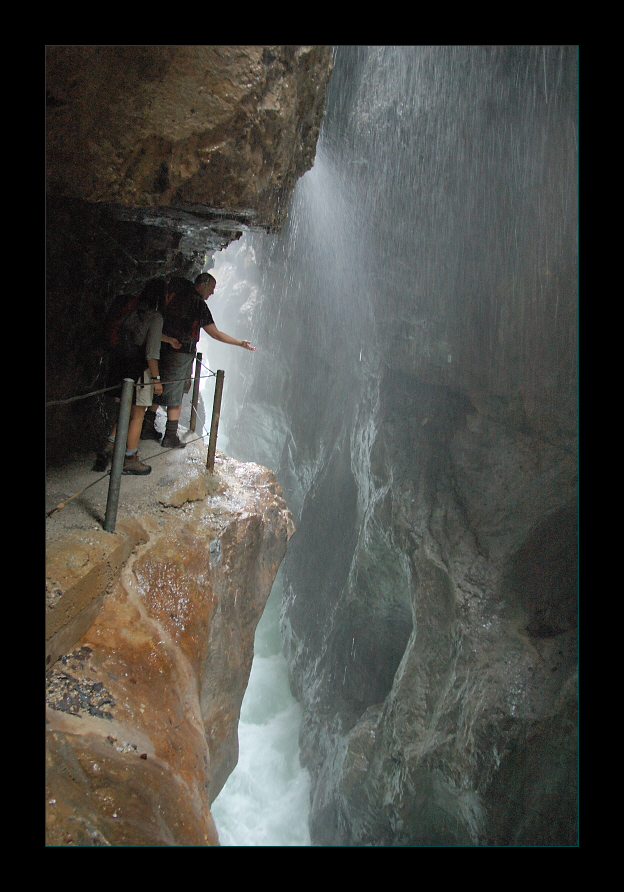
211, 576, 312, 846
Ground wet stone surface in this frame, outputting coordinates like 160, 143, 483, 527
45, 444, 294, 846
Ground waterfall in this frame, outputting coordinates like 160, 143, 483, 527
207, 46, 577, 846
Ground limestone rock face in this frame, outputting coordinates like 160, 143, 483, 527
285, 393, 577, 847
46, 46, 333, 231
46, 449, 294, 846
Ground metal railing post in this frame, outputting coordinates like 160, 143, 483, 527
190, 352, 202, 433
104, 377, 134, 532
206, 369, 225, 473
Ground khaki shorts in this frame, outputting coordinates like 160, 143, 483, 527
135, 369, 156, 407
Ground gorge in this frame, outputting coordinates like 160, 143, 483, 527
46, 46, 578, 847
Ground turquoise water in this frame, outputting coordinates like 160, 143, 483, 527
211, 574, 312, 846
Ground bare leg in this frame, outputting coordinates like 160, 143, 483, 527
126, 405, 147, 452
109, 405, 145, 452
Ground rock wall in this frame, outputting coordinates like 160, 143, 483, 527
208, 46, 578, 846
46, 46, 332, 230
209, 237, 579, 847
45, 45, 330, 846
46, 45, 578, 847
45, 46, 333, 461
46, 446, 294, 846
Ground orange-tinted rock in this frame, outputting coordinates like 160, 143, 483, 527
46, 449, 294, 846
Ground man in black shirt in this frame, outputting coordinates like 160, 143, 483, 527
142, 274, 256, 448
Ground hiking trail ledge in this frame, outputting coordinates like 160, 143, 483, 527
46, 442, 294, 846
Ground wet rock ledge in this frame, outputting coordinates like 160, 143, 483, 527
46, 444, 294, 846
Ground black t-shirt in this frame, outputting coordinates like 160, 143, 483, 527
163, 290, 214, 346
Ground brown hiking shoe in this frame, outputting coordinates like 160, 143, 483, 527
122, 453, 152, 475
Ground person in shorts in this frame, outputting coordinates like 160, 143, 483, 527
141, 274, 256, 449
94, 278, 173, 475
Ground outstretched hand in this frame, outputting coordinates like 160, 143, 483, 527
240, 340, 257, 351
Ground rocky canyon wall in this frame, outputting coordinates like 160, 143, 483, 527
46, 45, 333, 461
209, 46, 578, 846
45, 46, 332, 846
46, 447, 294, 845
46, 45, 578, 847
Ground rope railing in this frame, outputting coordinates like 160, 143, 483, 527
45, 428, 213, 519
46, 352, 225, 531
45, 369, 218, 408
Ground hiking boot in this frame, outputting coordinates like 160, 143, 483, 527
140, 410, 162, 442
161, 430, 187, 449
161, 420, 187, 449
92, 440, 114, 472
122, 453, 152, 475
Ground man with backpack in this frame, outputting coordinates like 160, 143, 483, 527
141, 273, 256, 448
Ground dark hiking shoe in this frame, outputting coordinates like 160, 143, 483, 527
161, 431, 187, 449
93, 452, 110, 472
92, 441, 114, 472
140, 412, 162, 441
122, 453, 152, 475
141, 427, 162, 442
